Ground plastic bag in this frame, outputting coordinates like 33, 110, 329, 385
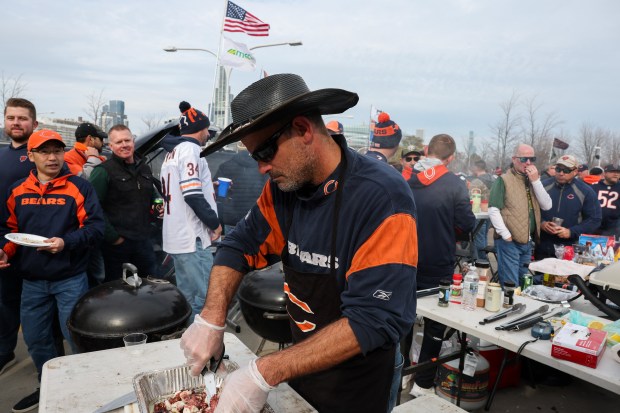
522, 285, 579, 302
602, 319, 620, 346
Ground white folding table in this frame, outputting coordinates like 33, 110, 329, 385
415, 294, 620, 408
39, 333, 316, 412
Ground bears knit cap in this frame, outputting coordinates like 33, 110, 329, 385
371, 112, 402, 149
178, 101, 210, 135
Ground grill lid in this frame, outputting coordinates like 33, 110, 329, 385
68, 277, 191, 338
237, 264, 287, 312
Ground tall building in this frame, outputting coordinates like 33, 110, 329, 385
100, 100, 128, 132
210, 66, 233, 129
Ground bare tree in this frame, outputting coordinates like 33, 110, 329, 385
84, 88, 106, 124
603, 131, 620, 166
520, 95, 563, 168
141, 112, 168, 134
489, 91, 521, 170
575, 123, 608, 165
1, 72, 27, 113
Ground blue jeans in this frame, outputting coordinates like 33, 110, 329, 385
495, 238, 531, 288
0, 267, 22, 357
388, 342, 404, 412
21, 273, 88, 379
171, 239, 214, 318
474, 220, 490, 261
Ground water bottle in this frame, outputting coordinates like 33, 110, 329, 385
462, 264, 479, 311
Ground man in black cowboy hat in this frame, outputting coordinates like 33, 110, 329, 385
180, 74, 418, 412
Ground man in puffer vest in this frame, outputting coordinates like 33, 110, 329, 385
488, 144, 552, 287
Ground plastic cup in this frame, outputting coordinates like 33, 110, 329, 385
552, 217, 564, 226
217, 178, 232, 197
123, 333, 147, 354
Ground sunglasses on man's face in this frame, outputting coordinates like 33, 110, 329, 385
250, 122, 291, 163
555, 166, 576, 174
405, 156, 420, 162
516, 156, 536, 163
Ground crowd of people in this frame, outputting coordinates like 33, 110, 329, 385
0, 73, 619, 412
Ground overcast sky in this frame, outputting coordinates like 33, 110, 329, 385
2, 0, 619, 147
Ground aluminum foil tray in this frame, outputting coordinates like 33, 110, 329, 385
133, 361, 275, 413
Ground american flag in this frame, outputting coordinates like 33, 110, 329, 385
223, 1, 270, 37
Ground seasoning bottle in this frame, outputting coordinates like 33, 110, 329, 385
503, 281, 516, 308
450, 274, 463, 305
484, 282, 502, 312
438, 279, 451, 307
476, 261, 490, 308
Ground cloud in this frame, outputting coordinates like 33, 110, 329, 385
2, 0, 619, 138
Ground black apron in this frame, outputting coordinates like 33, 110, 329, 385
283, 148, 394, 413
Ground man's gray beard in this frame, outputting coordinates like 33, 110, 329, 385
273, 161, 315, 193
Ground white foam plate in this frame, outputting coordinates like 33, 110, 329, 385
4, 233, 50, 247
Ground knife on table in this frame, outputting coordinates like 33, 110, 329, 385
479, 303, 526, 325
92, 391, 137, 413
495, 304, 549, 330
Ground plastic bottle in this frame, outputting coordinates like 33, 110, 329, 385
462, 265, 479, 311
450, 274, 463, 305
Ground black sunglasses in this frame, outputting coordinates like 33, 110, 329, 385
405, 156, 420, 162
250, 122, 291, 163
555, 166, 576, 174
516, 156, 536, 163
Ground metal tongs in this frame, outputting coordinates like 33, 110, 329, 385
504, 307, 571, 331
479, 303, 526, 325
496, 304, 549, 330
201, 344, 228, 396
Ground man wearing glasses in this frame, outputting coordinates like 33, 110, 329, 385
535, 155, 601, 259
0, 129, 104, 412
488, 144, 552, 287
400, 148, 421, 180
180, 74, 417, 412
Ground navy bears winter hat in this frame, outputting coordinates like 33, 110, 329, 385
179, 101, 210, 135
371, 112, 402, 149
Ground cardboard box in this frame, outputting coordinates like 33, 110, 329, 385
551, 322, 607, 368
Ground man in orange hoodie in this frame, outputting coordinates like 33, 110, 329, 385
65, 122, 107, 177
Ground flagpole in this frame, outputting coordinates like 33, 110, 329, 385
210, 0, 229, 127
548, 139, 554, 164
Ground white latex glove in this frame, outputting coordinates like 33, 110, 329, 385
180, 314, 225, 376
215, 359, 275, 413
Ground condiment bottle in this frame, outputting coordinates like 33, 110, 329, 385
438, 279, 450, 307
485, 282, 502, 312
476, 261, 490, 308
503, 281, 516, 308
450, 274, 463, 305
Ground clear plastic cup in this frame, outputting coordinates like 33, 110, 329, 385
123, 333, 147, 354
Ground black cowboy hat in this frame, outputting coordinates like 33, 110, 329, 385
200, 73, 358, 157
